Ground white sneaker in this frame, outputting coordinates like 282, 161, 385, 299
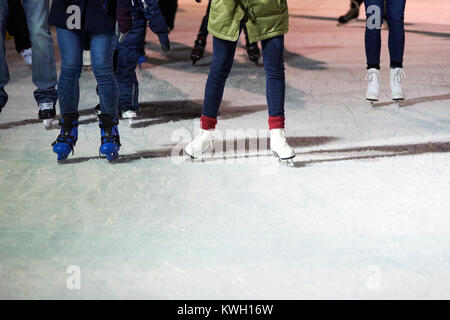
390, 67, 406, 100
185, 129, 215, 159
20, 48, 32, 65
121, 110, 137, 119
365, 68, 380, 101
270, 128, 295, 160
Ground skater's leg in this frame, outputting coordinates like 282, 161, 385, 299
0, 0, 9, 110
338, 0, 362, 25
364, 0, 384, 69
191, 0, 211, 65
22, 0, 57, 105
55, 28, 83, 115
261, 35, 285, 128
201, 36, 238, 129
386, 0, 406, 68
90, 32, 119, 117
115, 46, 140, 114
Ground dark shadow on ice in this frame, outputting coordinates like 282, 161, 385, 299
130, 101, 268, 128
284, 49, 328, 70
294, 141, 450, 167
372, 94, 450, 108
0, 100, 269, 130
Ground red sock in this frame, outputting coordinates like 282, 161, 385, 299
268, 116, 285, 130
201, 115, 217, 130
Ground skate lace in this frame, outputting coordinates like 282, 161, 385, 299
393, 69, 406, 84
366, 71, 378, 83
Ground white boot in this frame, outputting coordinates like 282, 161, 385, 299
270, 129, 295, 160
365, 68, 380, 101
185, 129, 215, 159
390, 67, 405, 100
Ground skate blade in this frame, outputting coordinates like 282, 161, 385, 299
272, 151, 295, 167
279, 158, 295, 167
43, 118, 53, 130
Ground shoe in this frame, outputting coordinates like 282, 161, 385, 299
270, 128, 295, 160
390, 67, 406, 100
121, 109, 137, 119
38, 102, 56, 129
20, 48, 32, 65
184, 129, 215, 159
365, 68, 380, 101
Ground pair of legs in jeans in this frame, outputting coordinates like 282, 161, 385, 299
0, 0, 57, 110
201, 34, 286, 130
56, 29, 118, 117
364, 0, 406, 69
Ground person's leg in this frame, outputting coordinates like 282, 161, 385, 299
90, 33, 118, 117
0, 0, 9, 110
115, 46, 140, 113
261, 35, 285, 129
386, 0, 406, 68
201, 36, 238, 130
364, 0, 384, 69
22, 0, 57, 105
7, 0, 31, 53
56, 28, 83, 115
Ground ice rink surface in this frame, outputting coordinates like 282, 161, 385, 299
0, 0, 449, 299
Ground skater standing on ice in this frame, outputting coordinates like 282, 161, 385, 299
191, 0, 261, 65
185, 0, 295, 164
364, 0, 406, 102
48, 0, 132, 162
0, 0, 57, 128
94, 0, 170, 121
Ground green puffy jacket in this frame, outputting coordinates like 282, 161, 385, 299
207, 0, 289, 43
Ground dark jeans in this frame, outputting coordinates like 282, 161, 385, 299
0, 0, 57, 108
202, 35, 285, 118
364, 0, 406, 69
56, 28, 118, 116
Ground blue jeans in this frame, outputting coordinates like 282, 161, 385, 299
56, 28, 118, 116
364, 0, 406, 69
203, 35, 285, 118
0, 0, 57, 108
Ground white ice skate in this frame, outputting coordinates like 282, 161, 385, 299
390, 67, 405, 102
185, 129, 215, 159
270, 128, 295, 166
366, 68, 380, 103
20, 48, 32, 65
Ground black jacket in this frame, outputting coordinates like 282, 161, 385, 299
49, 0, 131, 34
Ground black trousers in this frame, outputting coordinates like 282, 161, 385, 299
6, 0, 32, 53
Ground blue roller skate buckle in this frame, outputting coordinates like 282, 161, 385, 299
51, 116, 79, 162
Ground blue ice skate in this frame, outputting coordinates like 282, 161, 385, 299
99, 114, 121, 162
51, 113, 79, 161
